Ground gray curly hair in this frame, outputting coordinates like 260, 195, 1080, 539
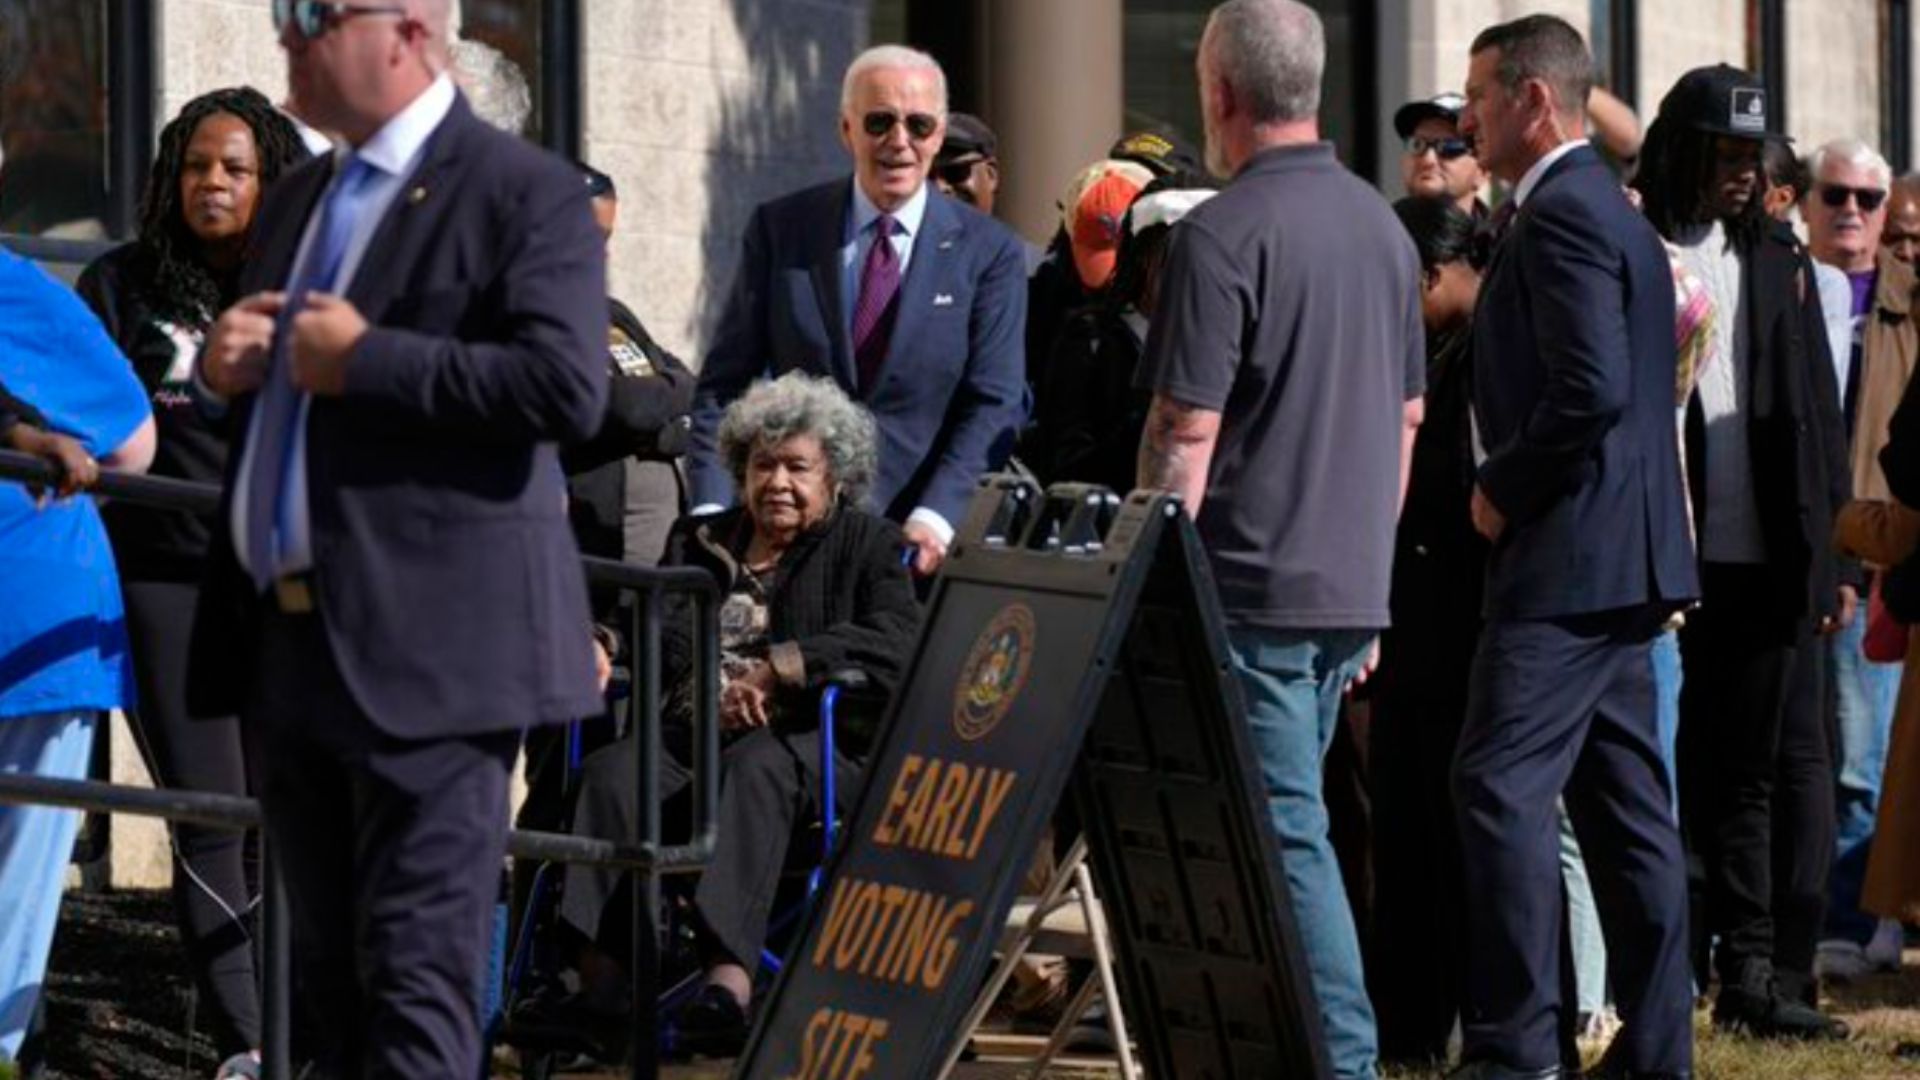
718, 372, 879, 506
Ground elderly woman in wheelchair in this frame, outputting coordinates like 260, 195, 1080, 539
522, 372, 919, 1059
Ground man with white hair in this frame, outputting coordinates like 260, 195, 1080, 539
191, 0, 606, 1073
1135, 3, 1424, 1076
688, 44, 1028, 576
1802, 136, 1917, 980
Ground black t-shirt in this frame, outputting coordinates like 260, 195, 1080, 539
1137, 143, 1425, 630
75, 243, 231, 582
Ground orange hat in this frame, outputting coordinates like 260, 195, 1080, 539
1061, 159, 1154, 289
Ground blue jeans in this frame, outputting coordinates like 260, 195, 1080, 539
1228, 626, 1378, 1080
1651, 629, 1683, 817
1560, 806, 1607, 1018
0, 711, 96, 1062
1826, 615, 1901, 944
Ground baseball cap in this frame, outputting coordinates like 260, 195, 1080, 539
1393, 93, 1466, 139
1061, 159, 1155, 289
1108, 130, 1202, 177
1655, 64, 1790, 142
937, 113, 997, 164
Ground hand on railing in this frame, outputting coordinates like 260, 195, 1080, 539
4, 425, 99, 504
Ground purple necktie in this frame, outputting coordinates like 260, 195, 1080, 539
852, 214, 901, 396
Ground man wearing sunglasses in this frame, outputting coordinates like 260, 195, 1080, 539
1394, 92, 1487, 218
191, 1, 607, 1075
690, 45, 1028, 577
1803, 136, 1919, 986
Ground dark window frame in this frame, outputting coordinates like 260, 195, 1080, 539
1885, 0, 1912, 173
538, 0, 582, 158
1749, 0, 1786, 131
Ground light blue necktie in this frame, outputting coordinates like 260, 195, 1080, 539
244, 154, 380, 591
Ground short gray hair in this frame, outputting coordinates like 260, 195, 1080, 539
1809, 137, 1893, 190
840, 45, 948, 118
718, 373, 879, 506
1203, 0, 1325, 124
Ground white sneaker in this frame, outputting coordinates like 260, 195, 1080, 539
1816, 938, 1869, 980
1867, 918, 1906, 973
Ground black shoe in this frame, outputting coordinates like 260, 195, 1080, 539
1712, 981, 1850, 1041
1584, 1055, 1692, 1080
502, 986, 632, 1061
671, 984, 750, 1059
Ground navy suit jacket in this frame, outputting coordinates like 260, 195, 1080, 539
187, 95, 609, 739
687, 179, 1028, 526
1472, 145, 1699, 620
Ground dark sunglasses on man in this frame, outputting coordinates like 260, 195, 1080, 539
1405, 134, 1474, 161
934, 159, 987, 187
1818, 183, 1888, 212
273, 0, 409, 41
863, 110, 941, 141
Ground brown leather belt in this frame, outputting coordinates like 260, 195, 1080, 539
272, 574, 315, 615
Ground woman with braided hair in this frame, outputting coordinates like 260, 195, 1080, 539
75, 85, 308, 1080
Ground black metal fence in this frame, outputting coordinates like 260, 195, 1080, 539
0, 447, 720, 1080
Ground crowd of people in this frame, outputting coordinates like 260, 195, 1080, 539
0, 0, 1918, 1078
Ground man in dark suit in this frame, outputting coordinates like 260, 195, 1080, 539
1453, 15, 1699, 1080
687, 45, 1028, 576
190, 1, 606, 1074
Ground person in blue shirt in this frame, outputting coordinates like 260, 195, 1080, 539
0, 240, 154, 1068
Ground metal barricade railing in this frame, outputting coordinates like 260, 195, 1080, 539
0, 447, 719, 1080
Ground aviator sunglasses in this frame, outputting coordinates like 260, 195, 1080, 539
863, 110, 942, 141
1818, 183, 1888, 212
273, 0, 409, 40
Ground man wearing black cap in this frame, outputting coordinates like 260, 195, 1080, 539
1394, 92, 1488, 216
933, 112, 1001, 214
1632, 64, 1855, 1041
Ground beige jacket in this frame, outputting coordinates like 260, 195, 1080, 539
1851, 249, 1920, 502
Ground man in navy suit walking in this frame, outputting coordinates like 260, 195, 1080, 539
191, 0, 606, 1073
688, 45, 1028, 575
1453, 15, 1699, 1080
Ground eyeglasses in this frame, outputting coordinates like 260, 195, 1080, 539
862, 111, 941, 141
1818, 183, 1888, 212
273, 0, 408, 41
1406, 135, 1474, 160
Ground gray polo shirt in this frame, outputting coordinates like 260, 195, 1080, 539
1138, 143, 1425, 630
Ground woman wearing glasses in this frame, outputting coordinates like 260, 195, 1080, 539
77, 86, 309, 1080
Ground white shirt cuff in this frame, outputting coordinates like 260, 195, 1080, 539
690, 502, 728, 517
906, 506, 954, 546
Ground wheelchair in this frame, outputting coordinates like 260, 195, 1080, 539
495, 666, 879, 1076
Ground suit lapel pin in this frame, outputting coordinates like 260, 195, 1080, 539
407, 185, 429, 205
937, 238, 954, 250
934, 293, 955, 307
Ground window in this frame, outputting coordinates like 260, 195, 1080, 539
1123, 0, 1376, 177
456, 0, 545, 143
1590, 0, 1637, 109
0, 1, 109, 237
1883, 0, 1912, 171
1748, 0, 1786, 127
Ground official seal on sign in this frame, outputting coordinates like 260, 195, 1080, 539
953, 603, 1036, 742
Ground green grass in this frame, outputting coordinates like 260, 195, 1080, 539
1385, 960, 1920, 1079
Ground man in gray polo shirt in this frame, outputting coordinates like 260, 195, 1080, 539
1135, 2, 1425, 1077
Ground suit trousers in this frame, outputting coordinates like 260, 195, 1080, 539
1677, 563, 1807, 988
251, 607, 518, 1079
1454, 608, 1691, 1074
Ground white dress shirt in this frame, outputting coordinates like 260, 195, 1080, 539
230, 74, 459, 579
1512, 138, 1590, 207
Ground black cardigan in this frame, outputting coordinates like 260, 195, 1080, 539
657, 503, 919, 744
